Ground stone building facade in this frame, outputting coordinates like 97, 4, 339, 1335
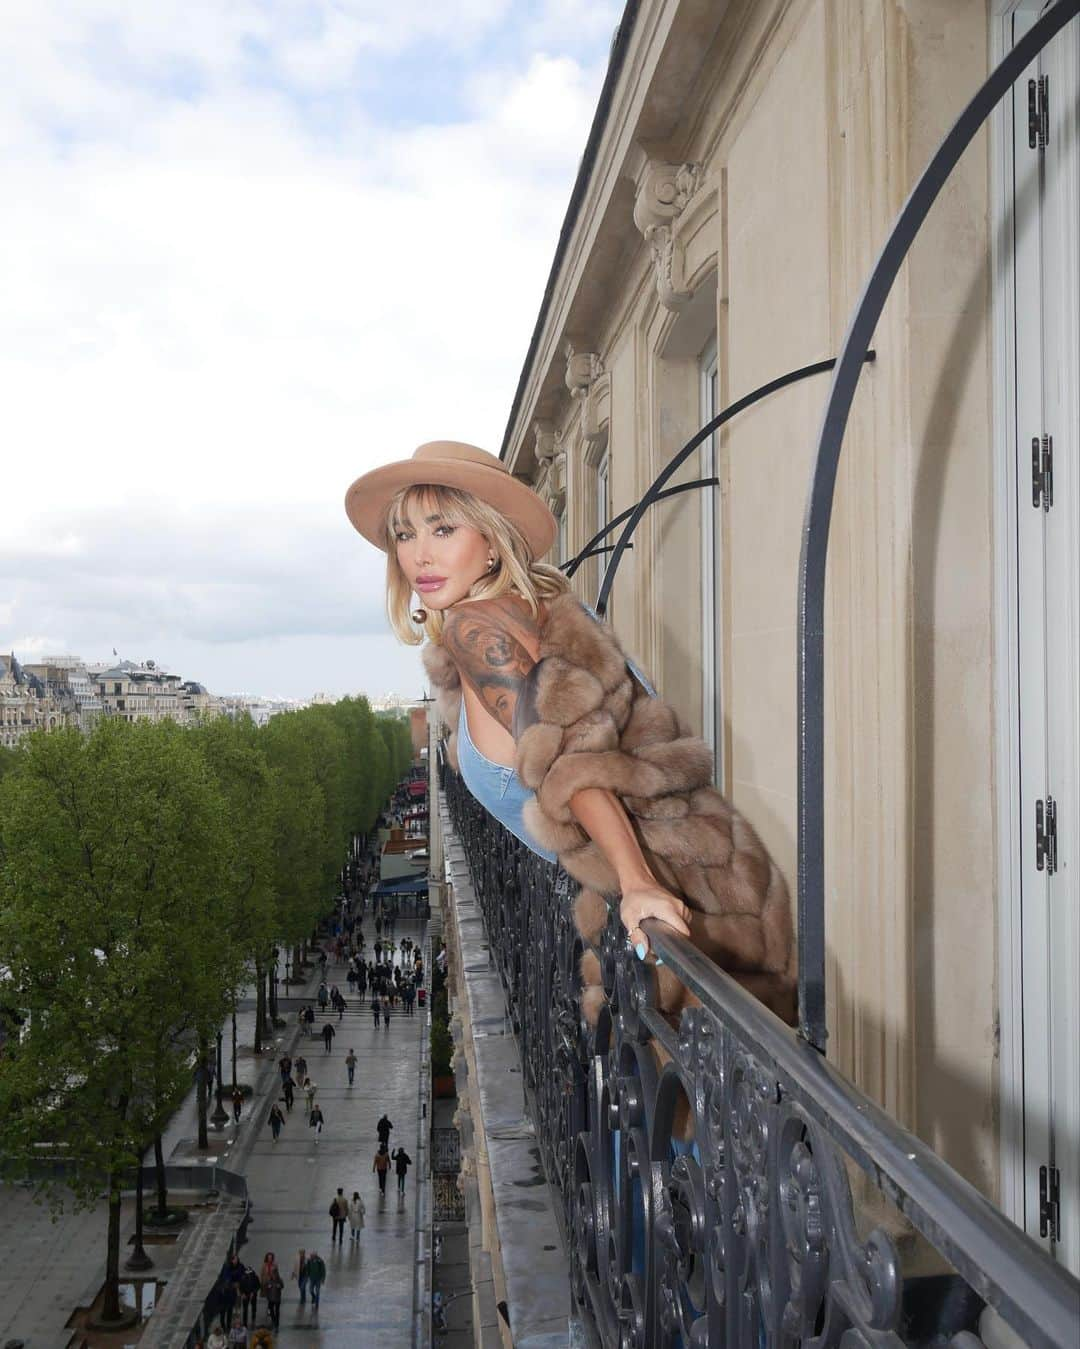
500, 0, 1078, 1277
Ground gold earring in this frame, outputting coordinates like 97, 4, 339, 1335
410, 607, 428, 624
487, 557, 496, 571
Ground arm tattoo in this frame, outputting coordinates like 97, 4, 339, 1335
444, 598, 539, 734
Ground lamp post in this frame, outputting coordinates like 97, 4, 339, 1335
270, 946, 279, 1022
211, 1030, 228, 1128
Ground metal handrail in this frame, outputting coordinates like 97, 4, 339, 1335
796, 0, 1079, 1052
592, 354, 876, 616
644, 919, 1080, 1348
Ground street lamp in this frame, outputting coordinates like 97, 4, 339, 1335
211, 1030, 229, 1128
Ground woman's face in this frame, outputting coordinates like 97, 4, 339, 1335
393, 493, 492, 611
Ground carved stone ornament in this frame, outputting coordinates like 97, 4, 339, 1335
633, 160, 700, 312
533, 420, 567, 508
564, 344, 611, 449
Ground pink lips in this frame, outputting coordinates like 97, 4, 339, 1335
415, 576, 446, 592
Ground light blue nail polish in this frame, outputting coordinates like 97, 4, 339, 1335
655, 957, 664, 967
634, 943, 646, 961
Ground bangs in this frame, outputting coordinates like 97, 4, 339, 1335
389, 484, 473, 535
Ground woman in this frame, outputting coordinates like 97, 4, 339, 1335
259, 1252, 283, 1330
291, 1247, 308, 1306
206, 1325, 228, 1349
347, 1190, 365, 1243
267, 1103, 285, 1142
372, 1143, 391, 1195
343, 441, 796, 1026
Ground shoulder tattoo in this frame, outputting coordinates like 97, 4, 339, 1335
443, 598, 538, 733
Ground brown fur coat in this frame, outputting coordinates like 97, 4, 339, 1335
423, 593, 797, 1026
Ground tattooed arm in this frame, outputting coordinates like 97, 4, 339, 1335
442, 597, 690, 956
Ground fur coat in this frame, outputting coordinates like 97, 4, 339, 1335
423, 593, 797, 1027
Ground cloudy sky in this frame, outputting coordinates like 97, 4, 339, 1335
0, 1, 619, 700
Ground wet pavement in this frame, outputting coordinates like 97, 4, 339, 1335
231, 917, 428, 1347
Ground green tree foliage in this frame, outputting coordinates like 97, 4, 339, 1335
0, 719, 233, 1322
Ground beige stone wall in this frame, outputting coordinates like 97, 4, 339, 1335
508, 0, 997, 1200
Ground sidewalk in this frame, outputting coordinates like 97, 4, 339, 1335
0, 916, 429, 1348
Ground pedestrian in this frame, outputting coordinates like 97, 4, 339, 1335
382, 1001, 391, 1029
322, 1021, 335, 1053
278, 1053, 292, 1083
305, 1250, 327, 1310
291, 1247, 308, 1306
374, 938, 383, 962
309, 1103, 324, 1142
391, 1146, 413, 1194
318, 948, 328, 975
267, 1103, 285, 1142
376, 1113, 393, 1147
239, 1264, 260, 1327
228, 1312, 248, 1346
294, 1054, 307, 1084
231, 1086, 244, 1124
371, 995, 380, 1027
206, 1325, 228, 1349
329, 1187, 347, 1244
348, 1190, 365, 1243
373, 1143, 390, 1195
317, 981, 329, 1011
297, 1006, 307, 1038
345, 1048, 357, 1086
282, 1073, 295, 1112
304, 1078, 317, 1113
261, 1261, 283, 1331
304, 1004, 315, 1036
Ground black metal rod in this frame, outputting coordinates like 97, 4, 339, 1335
643, 919, 1079, 1349
795, 0, 1079, 1054
561, 479, 718, 577
594, 354, 875, 617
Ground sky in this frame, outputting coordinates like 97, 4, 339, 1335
0, 0, 621, 701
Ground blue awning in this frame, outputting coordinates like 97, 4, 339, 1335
371, 875, 428, 897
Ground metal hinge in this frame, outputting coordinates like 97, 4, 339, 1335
1028, 75, 1049, 150
1040, 1164, 1061, 1241
1036, 796, 1058, 875
1032, 434, 1054, 510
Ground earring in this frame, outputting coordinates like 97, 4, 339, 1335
487, 557, 497, 571
410, 607, 428, 624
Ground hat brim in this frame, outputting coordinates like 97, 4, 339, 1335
345, 458, 556, 559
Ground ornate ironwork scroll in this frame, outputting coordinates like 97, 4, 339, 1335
440, 752, 1078, 1348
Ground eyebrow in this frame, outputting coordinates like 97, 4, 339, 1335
394, 511, 447, 529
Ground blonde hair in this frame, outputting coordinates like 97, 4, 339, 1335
385, 484, 569, 645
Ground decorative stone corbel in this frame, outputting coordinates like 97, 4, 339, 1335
532, 419, 567, 506
633, 160, 700, 311
564, 343, 610, 449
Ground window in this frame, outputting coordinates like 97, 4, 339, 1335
700, 340, 722, 785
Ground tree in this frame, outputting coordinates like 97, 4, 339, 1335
0, 720, 232, 1324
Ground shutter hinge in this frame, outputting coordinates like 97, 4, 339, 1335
1036, 796, 1058, 875
1040, 1164, 1061, 1241
1028, 75, 1049, 150
1031, 434, 1054, 510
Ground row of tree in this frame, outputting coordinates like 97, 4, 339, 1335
0, 700, 411, 1324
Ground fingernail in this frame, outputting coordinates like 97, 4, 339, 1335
634, 943, 646, 961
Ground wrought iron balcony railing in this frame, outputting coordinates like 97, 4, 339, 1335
440, 754, 1079, 1347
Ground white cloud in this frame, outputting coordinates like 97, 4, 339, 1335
0, 1, 616, 695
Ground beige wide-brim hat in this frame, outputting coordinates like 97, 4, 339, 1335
344, 441, 557, 559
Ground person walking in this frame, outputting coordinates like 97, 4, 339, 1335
231, 1086, 244, 1124
309, 1103, 325, 1143
391, 1146, 413, 1195
336, 992, 347, 1021
382, 1000, 391, 1029
282, 1072, 295, 1113
329, 1187, 348, 1244
303, 1077, 317, 1113
294, 1054, 307, 1084
373, 1144, 391, 1196
317, 981, 329, 1012
303, 1004, 316, 1037
376, 1113, 393, 1148
238, 1263, 260, 1328
347, 1191, 365, 1244
291, 1247, 308, 1306
260, 1257, 283, 1331
305, 1251, 327, 1311
267, 1103, 285, 1142
322, 1021, 336, 1053
345, 1048, 357, 1086
370, 994, 380, 1027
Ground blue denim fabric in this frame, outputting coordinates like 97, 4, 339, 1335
457, 700, 559, 863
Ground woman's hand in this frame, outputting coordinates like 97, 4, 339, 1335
620, 881, 691, 959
